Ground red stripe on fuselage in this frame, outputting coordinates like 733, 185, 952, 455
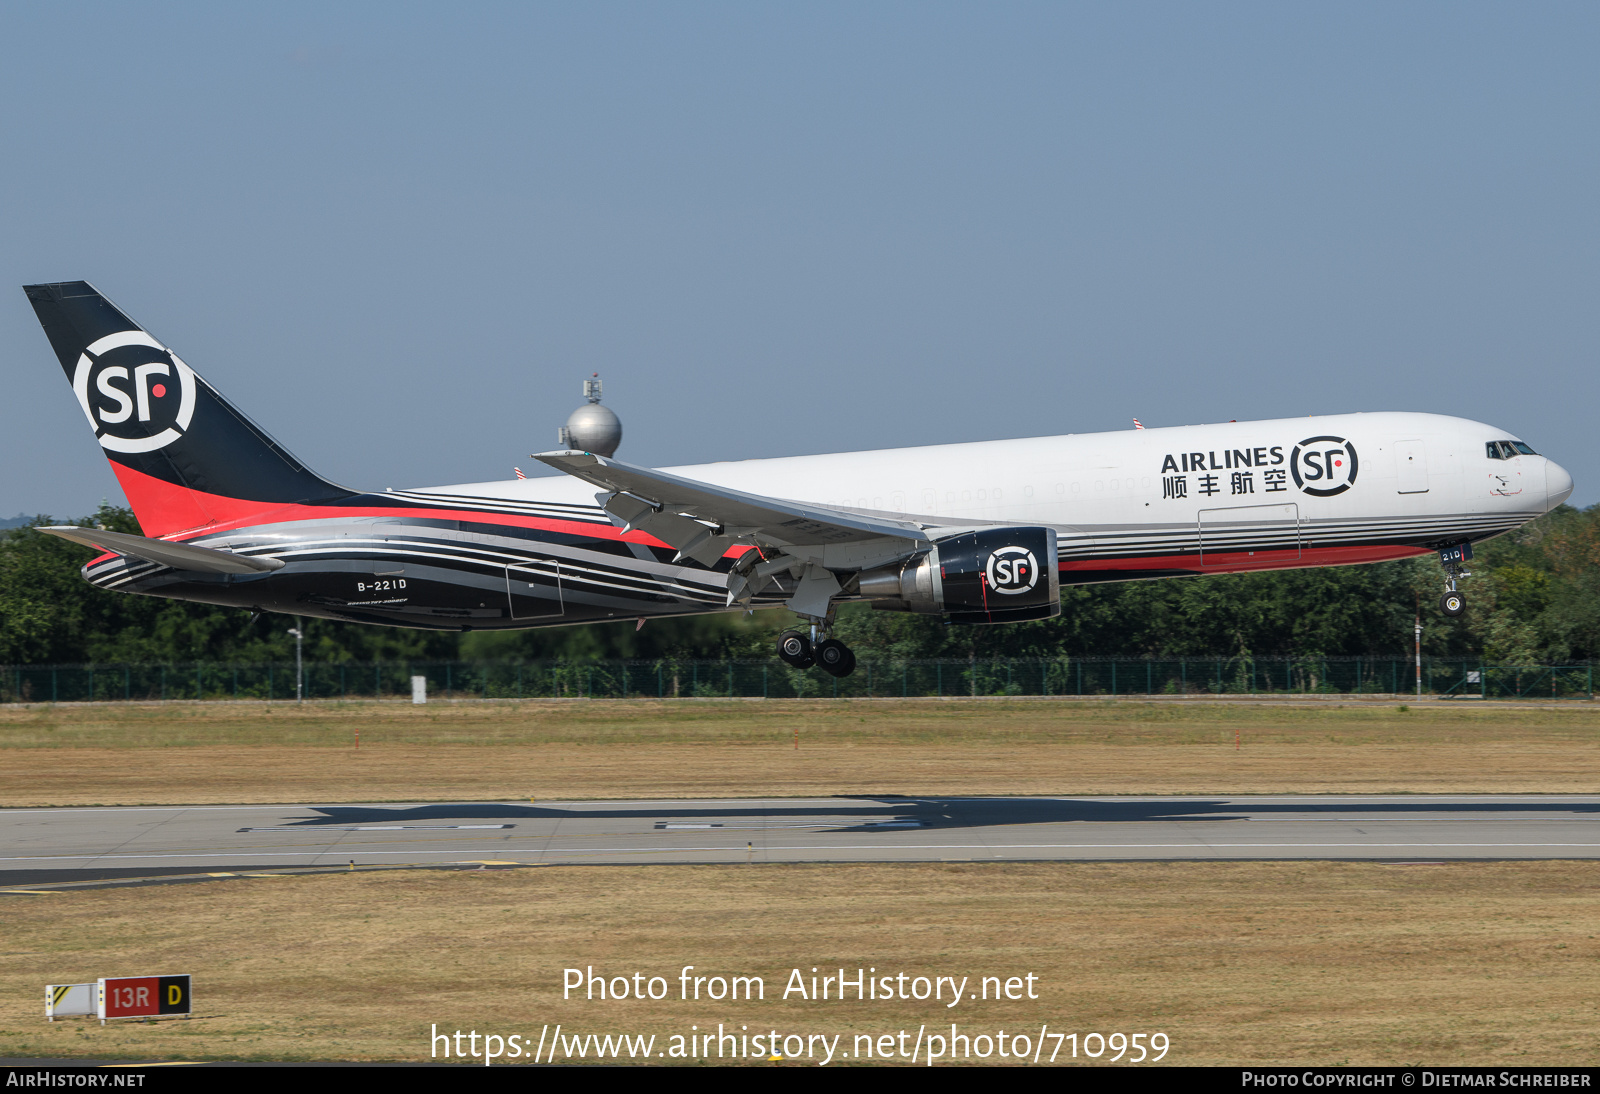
108, 462, 740, 557
1059, 543, 1432, 576
109, 465, 1434, 578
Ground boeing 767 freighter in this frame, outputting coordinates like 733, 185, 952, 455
24, 281, 1573, 677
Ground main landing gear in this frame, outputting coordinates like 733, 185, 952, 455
777, 628, 857, 678
778, 630, 814, 668
815, 638, 856, 677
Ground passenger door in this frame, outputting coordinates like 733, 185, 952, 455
1395, 439, 1429, 494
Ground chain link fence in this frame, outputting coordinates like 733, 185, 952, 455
0, 657, 1594, 703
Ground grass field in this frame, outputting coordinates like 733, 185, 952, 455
3, 861, 1598, 1066
2, 698, 1599, 806
3, 698, 1597, 1067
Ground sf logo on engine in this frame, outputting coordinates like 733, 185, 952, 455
986, 545, 1040, 595
1290, 435, 1359, 498
70, 330, 198, 454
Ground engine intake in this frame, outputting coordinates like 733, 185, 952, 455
857, 526, 1060, 624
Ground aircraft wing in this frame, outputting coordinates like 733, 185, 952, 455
532, 450, 929, 615
39, 526, 286, 574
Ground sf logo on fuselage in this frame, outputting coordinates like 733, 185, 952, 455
986, 546, 1039, 595
70, 330, 197, 454
1290, 435, 1358, 497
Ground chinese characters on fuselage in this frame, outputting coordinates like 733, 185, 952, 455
1160, 446, 1288, 501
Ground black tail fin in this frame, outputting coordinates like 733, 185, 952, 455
24, 281, 350, 535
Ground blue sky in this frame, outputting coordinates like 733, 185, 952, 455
3, 2, 1596, 515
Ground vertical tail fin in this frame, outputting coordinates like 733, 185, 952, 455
24, 281, 350, 536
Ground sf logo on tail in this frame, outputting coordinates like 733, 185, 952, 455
70, 331, 197, 454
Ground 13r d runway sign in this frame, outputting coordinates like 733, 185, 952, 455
97, 974, 191, 1022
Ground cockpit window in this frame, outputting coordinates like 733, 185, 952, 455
1487, 441, 1533, 459
1512, 441, 1536, 455
1487, 442, 1502, 459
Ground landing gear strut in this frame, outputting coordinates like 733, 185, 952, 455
1438, 543, 1471, 618
776, 619, 857, 677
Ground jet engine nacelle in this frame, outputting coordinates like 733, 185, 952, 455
857, 526, 1060, 624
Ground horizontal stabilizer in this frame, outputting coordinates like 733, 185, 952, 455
39, 526, 285, 574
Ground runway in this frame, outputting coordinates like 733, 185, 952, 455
5, 795, 1600, 884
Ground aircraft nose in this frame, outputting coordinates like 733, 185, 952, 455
1545, 459, 1574, 510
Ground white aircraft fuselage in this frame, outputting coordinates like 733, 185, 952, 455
428, 410, 1569, 584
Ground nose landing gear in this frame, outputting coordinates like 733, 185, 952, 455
1437, 542, 1472, 618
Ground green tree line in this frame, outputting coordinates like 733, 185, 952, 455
2, 503, 1597, 666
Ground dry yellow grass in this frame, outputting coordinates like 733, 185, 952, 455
1, 699, 1599, 805
4, 703, 1597, 1066
3, 862, 1598, 1066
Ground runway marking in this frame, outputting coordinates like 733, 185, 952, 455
238, 825, 515, 832
7, 793, 1598, 816
0, 797, 941, 815
7, 841, 1600, 864
653, 821, 927, 830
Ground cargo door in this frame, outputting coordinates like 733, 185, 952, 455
505, 561, 563, 619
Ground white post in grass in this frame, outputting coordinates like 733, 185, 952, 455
289, 619, 304, 703
1414, 610, 1422, 699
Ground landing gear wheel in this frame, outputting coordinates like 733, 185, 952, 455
1440, 592, 1466, 617
777, 630, 814, 668
815, 639, 856, 678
